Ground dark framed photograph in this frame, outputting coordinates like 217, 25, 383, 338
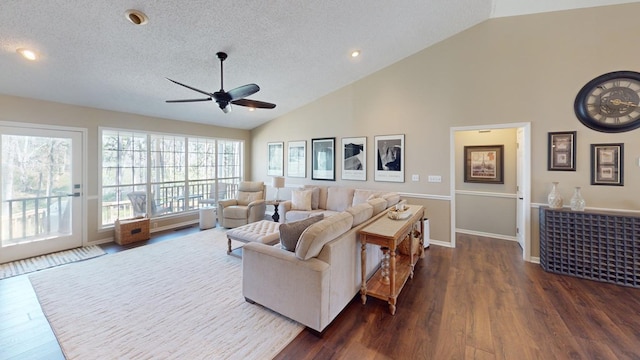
464, 145, 504, 184
341, 136, 366, 181
375, 134, 404, 182
548, 131, 576, 171
591, 143, 624, 186
287, 140, 306, 178
267, 142, 284, 176
311, 137, 335, 181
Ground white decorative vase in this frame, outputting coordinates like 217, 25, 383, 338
570, 186, 586, 211
547, 182, 563, 209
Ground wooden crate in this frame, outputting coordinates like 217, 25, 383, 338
115, 217, 150, 245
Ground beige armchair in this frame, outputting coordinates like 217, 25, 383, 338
218, 181, 266, 228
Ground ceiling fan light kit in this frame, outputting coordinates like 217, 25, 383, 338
166, 52, 276, 114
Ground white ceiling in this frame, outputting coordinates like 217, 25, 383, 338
1, 0, 636, 130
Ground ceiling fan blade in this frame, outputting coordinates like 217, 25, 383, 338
166, 98, 212, 103
226, 84, 260, 101
166, 78, 213, 97
232, 98, 276, 109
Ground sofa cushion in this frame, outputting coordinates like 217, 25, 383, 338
287, 209, 338, 222
223, 205, 248, 219
279, 214, 324, 252
352, 189, 379, 206
382, 192, 400, 207
237, 191, 263, 206
302, 185, 321, 210
295, 212, 354, 260
367, 198, 387, 216
326, 187, 355, 212
291, 189, 312, 211
346, 203, 374, 227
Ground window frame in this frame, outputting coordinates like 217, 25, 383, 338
99, 127, 244, 229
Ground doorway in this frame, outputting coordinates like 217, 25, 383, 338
0, 122, 86, 263
449, 123, 531, 261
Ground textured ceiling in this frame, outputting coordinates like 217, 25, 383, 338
1, 0, 636, 129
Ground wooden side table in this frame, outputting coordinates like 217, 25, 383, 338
265, 200, 282, 222
359, 204, 424, 315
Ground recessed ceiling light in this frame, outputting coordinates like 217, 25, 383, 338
17, 48, 37, 61
248, 107, 256, 112
124, 9, 149, 25
351, 50, 361, 58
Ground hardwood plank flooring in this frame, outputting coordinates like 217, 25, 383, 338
2, 230, 640, 359
275, 233, 640, 360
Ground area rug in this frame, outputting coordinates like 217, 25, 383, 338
29, 228, 303, 359
0, 245, 105, 280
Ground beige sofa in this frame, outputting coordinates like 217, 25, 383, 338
242, 187, 400, 333
281, 185, 400, 223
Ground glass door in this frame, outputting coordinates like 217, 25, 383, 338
0, 125, 83, 263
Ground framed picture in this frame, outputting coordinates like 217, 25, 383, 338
591, 143, 624, 186
341, 136, 366, 181
287, 140, 306, 178
311, 137, 335, 181
267, 142, 284, 176
375, 134, 404, 182
548, 131, 576, 171
464, 145, 504, 184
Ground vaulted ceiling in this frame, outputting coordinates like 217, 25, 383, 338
1, 0, 636, 129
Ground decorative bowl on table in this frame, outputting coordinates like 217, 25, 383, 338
387, 208, 412, 220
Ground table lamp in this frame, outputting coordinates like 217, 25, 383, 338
272, 176, 285, 201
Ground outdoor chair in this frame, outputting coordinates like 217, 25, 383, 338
127, 191, 172, 217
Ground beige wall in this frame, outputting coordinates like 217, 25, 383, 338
455, 128, 517, 238
0, 94, 251, 244
252, 3, 640, 258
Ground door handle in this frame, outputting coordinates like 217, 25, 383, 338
67, 192, 81, 197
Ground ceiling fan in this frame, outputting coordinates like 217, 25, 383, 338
165, 52, 276, 113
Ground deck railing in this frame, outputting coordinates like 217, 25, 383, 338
1, 194, 69, 243
2, 179, 241, 241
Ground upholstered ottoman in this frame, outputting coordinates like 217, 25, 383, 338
225, 220, 281, 256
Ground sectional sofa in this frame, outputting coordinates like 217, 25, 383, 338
242, 185, 400, 333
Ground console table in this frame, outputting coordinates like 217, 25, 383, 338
539, 206, 640, 288
359, 204, 424, 315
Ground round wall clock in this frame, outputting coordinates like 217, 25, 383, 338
574, 70, 640, 133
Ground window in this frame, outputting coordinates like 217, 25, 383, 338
100, 129, 243, 227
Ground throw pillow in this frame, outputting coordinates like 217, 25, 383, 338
352, 189, 378, 206
302, 186, 320, 209
326, 187, 355, 212
291, 189, 312, 211
279, 214, 324, 252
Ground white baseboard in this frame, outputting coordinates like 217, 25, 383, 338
428, 239, 453, 248
456, 228, 517, 242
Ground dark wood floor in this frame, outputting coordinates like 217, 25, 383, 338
2, 230, 640, 359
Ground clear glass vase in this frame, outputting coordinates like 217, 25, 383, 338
570, 186, 586, 211
547, 182, 563, 209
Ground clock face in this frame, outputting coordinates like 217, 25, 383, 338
574, 71, 640, 133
